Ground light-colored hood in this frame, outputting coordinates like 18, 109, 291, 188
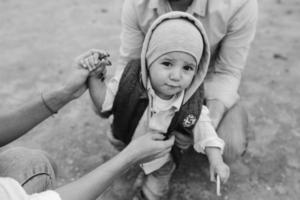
140, 11, 210, 104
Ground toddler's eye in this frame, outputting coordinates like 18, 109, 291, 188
161, 61, 172, 67
183, 65, 195, 72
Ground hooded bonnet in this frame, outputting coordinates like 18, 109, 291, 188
140, 11, 210, 103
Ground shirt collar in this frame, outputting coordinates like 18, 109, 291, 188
147, 80, 184, 112
149, 0, 207, 17
169, 90, 185, 111
149, 0, 161, 10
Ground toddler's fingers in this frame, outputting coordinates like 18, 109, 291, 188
221, 168, 230, 183
220, 174, 228, 184
210, 166, 216, 182
217, 166, 230, 184
151, 132, 166, 140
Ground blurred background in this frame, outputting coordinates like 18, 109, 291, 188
0, 0, 299, 199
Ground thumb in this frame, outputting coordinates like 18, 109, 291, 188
164, 135, 175, 147
151, 132, 166, 140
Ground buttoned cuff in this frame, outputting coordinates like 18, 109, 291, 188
194, 137, 225, 155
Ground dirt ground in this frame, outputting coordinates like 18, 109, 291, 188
0, 0, 300, 199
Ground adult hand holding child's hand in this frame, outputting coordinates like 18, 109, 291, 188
57, 49, 111, 101
77, 49, 111, 79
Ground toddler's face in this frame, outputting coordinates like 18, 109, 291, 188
149, 51, 196, 100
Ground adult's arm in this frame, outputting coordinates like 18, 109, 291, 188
0, 133, 174, 200
0, 65, 90, 147
56, 133, 174, 200
205, 0, 258, 127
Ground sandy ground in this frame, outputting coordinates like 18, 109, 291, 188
0, 0, 300, 199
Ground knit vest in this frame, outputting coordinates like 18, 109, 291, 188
110, 59, 204, 162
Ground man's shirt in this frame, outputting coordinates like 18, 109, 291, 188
0, 178, 60, 200
119, 0, 258, 108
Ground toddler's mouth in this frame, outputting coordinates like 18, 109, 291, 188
165, 84, 180, 89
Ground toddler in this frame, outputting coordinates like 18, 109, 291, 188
82, 12, 230, 200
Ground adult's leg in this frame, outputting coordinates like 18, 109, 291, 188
217, 101, 249, 163
0, 146, 56, 194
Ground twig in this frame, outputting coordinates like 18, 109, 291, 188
216, 175, 221, 196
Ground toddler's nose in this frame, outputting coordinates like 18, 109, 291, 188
169, 68, 181, 81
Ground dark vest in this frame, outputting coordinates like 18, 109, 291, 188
107, 59, 204, 163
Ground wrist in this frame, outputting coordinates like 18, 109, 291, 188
205, 147, 223, 166
59, 83, 80, 101
117, 146, 138, 166
41, 93, 58, 114
42, 88, 73, 113
210, 158, 224, 167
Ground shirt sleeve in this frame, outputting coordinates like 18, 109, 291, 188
204, 0, 258, 108
118, 0, 145, 70
193, 106, 225, 154
29, 191, 61, 200
0, 177, 61, 200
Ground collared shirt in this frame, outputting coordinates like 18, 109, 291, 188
119, 0, 258, 108
0, 178, 61, 200
102, 67, 225, 173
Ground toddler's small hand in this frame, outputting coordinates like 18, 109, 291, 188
210, 162, 230, 183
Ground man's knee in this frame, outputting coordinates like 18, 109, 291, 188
0, 146, 56, 193
217, 102, 249, 163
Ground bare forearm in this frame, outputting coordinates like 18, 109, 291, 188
56, 147, 137, 200
205, 147, 223, 166
88, 77, 106, 113
57, 132, 175, 200
0, 89, 72, 146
